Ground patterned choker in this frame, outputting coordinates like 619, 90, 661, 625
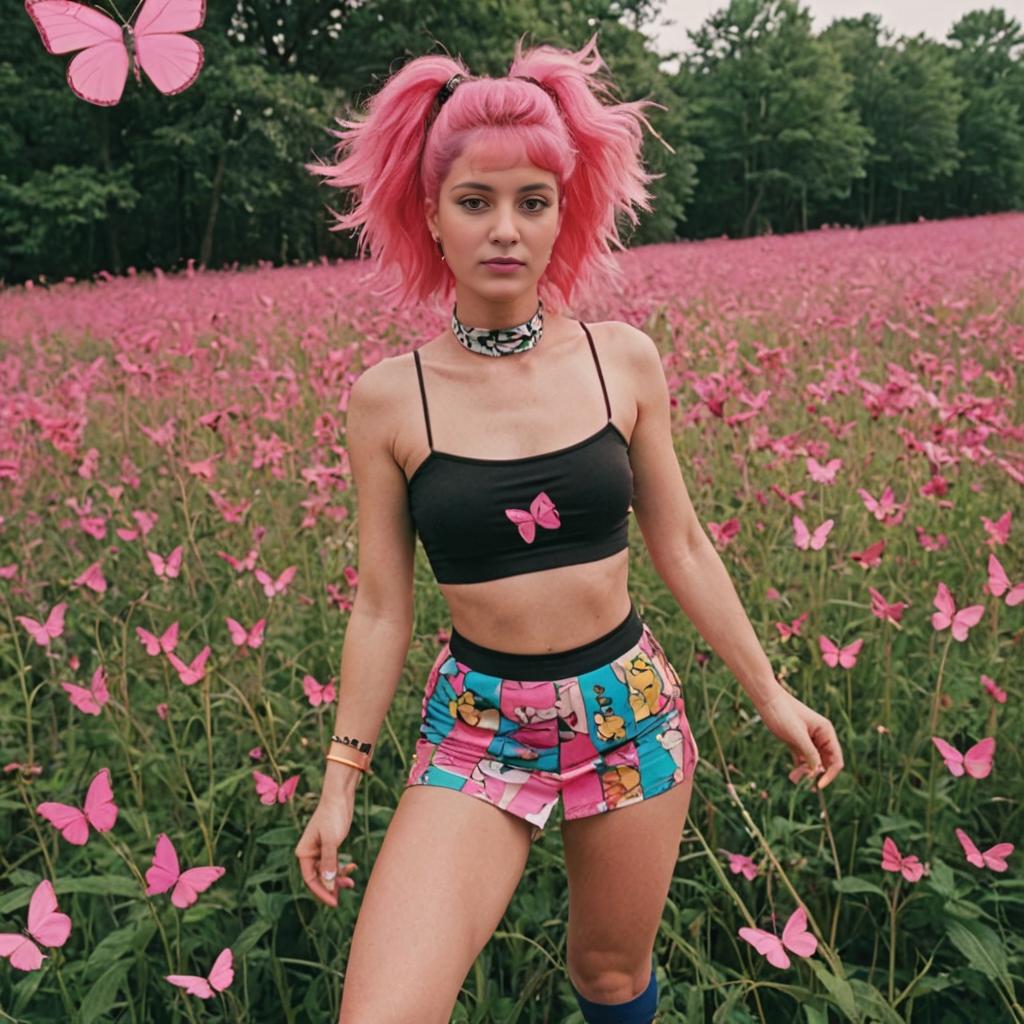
451, 301, 544, 356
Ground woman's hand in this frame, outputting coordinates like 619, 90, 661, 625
295, 794, 360, 907
755, 690, 844, 790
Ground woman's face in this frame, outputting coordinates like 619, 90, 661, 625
426, 145, 562, 323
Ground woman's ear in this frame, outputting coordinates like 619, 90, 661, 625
424, 196, 439, 239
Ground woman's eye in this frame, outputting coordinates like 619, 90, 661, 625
458, 198, 548, 212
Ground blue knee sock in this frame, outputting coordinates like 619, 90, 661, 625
571, 965, 657, 1024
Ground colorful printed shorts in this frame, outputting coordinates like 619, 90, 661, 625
404, 602, 699, 842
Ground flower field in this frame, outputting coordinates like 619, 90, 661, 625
1, 212, 1022, 1022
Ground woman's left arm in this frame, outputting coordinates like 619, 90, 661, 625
621, 323, 844, 791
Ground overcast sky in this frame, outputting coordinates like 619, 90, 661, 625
644, 0, 1024, 64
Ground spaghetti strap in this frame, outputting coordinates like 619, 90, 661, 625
579, 321, 612, 421
412, 349, 435, 451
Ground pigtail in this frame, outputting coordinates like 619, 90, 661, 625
508, 33, 669, 309
304, 55, 471, 306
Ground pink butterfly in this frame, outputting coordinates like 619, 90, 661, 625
738, 907, 817, 969
144, 834, 225, 909
708, 518, 740, 547
136, 622, 179, 656
36, 767, 118, 845
166, 645, 211, 686
226, 617, 265, 649
792, 515, 833, 551
147, 545, 183, 579
302, 675, 335, 707
930, 583, 984, 641
25, 0, 205, 108
980, 674, 1007, 704
880, 836, 925, 882
868, 586, 908, 625
0, 880, 72, 972
819, 635, 863, 669
985, 554, 1024, 607
774, 611, 809, 640
166, 946, 234, 999
849, 539, 884, 569
254, 565, 296, 598
931, 736, 995, 779
73, 560, 107, 593
252, 770, 299, 806
217, 548, 258, 573
806, 457, 841, 484
955, 828, 1014, 873
505, 492, 561, 544
16, 601, 68, 647
61, 666, 110, 716
723, 850, 759, 880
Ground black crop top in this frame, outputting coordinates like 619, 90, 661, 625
406, 321, 633, 585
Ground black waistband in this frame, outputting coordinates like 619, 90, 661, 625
447, 601, 643, 680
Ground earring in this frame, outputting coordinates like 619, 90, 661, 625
434, 236, 446, 262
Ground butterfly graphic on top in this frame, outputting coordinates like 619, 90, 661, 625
24, 0, 205, 107
505, 492, 560, 544
0, 880, 72, 972
738, 907, 817, 969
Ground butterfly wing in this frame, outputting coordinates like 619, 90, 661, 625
206, 946, 234, 992
930, 583, 954, 631
838, 639, 863, 669
810, 519, 833, 549
0, 933, 44, 972
252, 770, 278, 805
950, 604, 984, 642
529, 492, 560, 530
62, 682, 101, 715
37, 801, 90, 845
504, 508, 536, 543
277, 774, 299, 803
165, 973, 214, 998
136, 626, 161, 656
930, 736, 965, 777
880, 836, 903, 873
226, 617, 247, 646
83, 768, 118, 833
962, 737, 995, 779
65, 36, 129, 106
738, 926, 790, 969
171, 866, 225, 909
145, 833, 181, 896
980, 843, 1014, 872
792, 516, 809, 549
26, 880, 72, 950
955, 827, 985, 868
780, 907, 818, 959
819, 636, 839, 668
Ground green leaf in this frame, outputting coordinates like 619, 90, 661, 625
806, 959, 858, 1021
848, 978, 904, 1024
945, 918, 1011, 987
79, 959, 132, 1024
87, 920, 156, 970
833, 876, 886, 898
234, 917, 273, 955
255, 825, 298, 846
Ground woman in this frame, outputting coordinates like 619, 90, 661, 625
296, 34, 843, 1024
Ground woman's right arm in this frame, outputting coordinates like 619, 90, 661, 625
295, 356, 418, 906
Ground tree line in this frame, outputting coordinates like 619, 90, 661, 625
0, 0, 1021, 284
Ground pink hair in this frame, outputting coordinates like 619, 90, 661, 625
305, 34, 665, 313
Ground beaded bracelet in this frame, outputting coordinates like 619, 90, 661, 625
330, 733, 373, 755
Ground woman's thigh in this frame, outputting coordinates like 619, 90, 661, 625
338, 783, 534, 1024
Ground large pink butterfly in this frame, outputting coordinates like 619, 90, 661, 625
986, 554, 1024, 607
792, 515, 834, 551
504, 492, 561, 544
819, 635, 863, 669
930, 582, 983, 641
880, 836, 925, 882
0, 880, 72, 972
931, 736, 995, 779
165, 946, 234, 999
144, 833, 225, 909
61, 665, 110, 716
36, 767, 118, 845
252, 770, 299, 806
738, 907, 817, 969
954, 828, 1014, 873
16, 601, 68, 647
24, 0, 205, 108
